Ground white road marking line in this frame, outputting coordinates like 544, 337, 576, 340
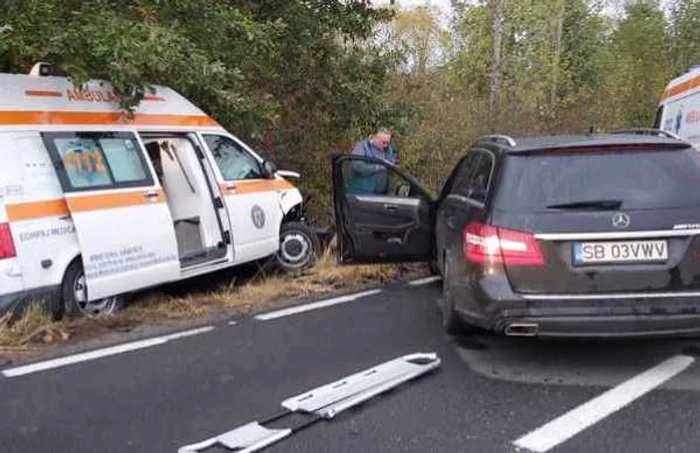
513, 354, 695, 453
408, 276, 441, 286
228, 320, 237, 326
255, 289, 382, 321
2, 326, 215, 378
159, 326, 215, 341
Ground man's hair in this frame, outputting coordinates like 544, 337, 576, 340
372, 126, 392, 136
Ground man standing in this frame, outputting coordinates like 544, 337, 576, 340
348, 126, 396, 194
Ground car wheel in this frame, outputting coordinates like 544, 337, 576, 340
61, 261, 123, 318
274, 222, 320, 273
441, 259, 476, 335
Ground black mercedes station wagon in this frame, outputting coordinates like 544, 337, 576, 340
332, 130, 700, 338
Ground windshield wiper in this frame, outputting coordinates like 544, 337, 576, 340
546, 199, 623, 210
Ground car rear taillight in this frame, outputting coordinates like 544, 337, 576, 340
0, 223, 17, 260
464, 221, 544, 266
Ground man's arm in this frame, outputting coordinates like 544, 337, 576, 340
350, 141, 381, 176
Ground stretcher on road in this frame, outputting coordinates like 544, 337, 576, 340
178, 352, 441, 453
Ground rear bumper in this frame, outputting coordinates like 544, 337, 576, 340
493, 313, 700, 338
0, 286, 61, 316
453, 278, 700, 338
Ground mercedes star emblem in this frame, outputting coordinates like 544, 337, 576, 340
612, 212, 630, 229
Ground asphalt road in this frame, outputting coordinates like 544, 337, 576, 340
2, 279, 700, 453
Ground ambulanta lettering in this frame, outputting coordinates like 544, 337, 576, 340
19, 225, 76, 242
66, 89, 120, 103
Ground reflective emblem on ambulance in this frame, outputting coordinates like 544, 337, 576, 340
251, 205, 265, 229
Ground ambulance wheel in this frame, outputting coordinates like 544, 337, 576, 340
61, 261, 123, 318
274, 222, 320, 272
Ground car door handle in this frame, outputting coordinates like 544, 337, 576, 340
384, 203, 399, 212
144, 190, 160, 201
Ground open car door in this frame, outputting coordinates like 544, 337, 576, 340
332, 154, 434, 264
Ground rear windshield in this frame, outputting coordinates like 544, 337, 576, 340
495, 148, 700, 212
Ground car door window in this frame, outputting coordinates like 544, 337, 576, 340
203, 135, 263, 181
449, 153, 480, 197
450, 151, 493, 204
467, 152, 494, 203
42, 132, 153, 192
438, 154, 469, 201
342, 158, 414, 197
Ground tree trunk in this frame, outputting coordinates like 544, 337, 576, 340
551, 1, 566, 112
489, 0, 505, 132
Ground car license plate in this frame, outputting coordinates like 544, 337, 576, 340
573, 240, 668, 264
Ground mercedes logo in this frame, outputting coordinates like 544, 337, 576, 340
612, 212, 630, 229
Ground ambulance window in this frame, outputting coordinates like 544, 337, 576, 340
42, 132, 153, 192
100, 138, 148, 183
203, 135, 263, 181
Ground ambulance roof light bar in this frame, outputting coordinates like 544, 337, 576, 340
29, 62, 52, 77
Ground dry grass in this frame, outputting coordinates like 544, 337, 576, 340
318, 254, 398, 282
119, 249, 400, 321
0, 303, 70, 352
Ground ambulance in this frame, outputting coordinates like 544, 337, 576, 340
655, 64, 700, 148
0, 64, 318, 318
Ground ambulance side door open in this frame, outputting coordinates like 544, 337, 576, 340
201, 134, 283, 264
42, 131, 180, 301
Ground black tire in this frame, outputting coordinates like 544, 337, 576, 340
441, 276, 463, 335
441, 259, 476, 335
274, 222, 320, 273
46, 289, 65, 321
61, 260, 124, 318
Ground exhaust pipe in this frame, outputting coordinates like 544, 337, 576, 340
504, 323, 539, 337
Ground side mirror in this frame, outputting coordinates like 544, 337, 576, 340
276, 169, 301, 179
262, 160, 279, 178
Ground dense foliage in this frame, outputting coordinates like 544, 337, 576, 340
1, 0, 698, 222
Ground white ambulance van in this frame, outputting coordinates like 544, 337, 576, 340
655, 65, 700, 148
0, 64, 318, 318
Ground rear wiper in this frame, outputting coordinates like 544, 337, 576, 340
546, 199, 623, 210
